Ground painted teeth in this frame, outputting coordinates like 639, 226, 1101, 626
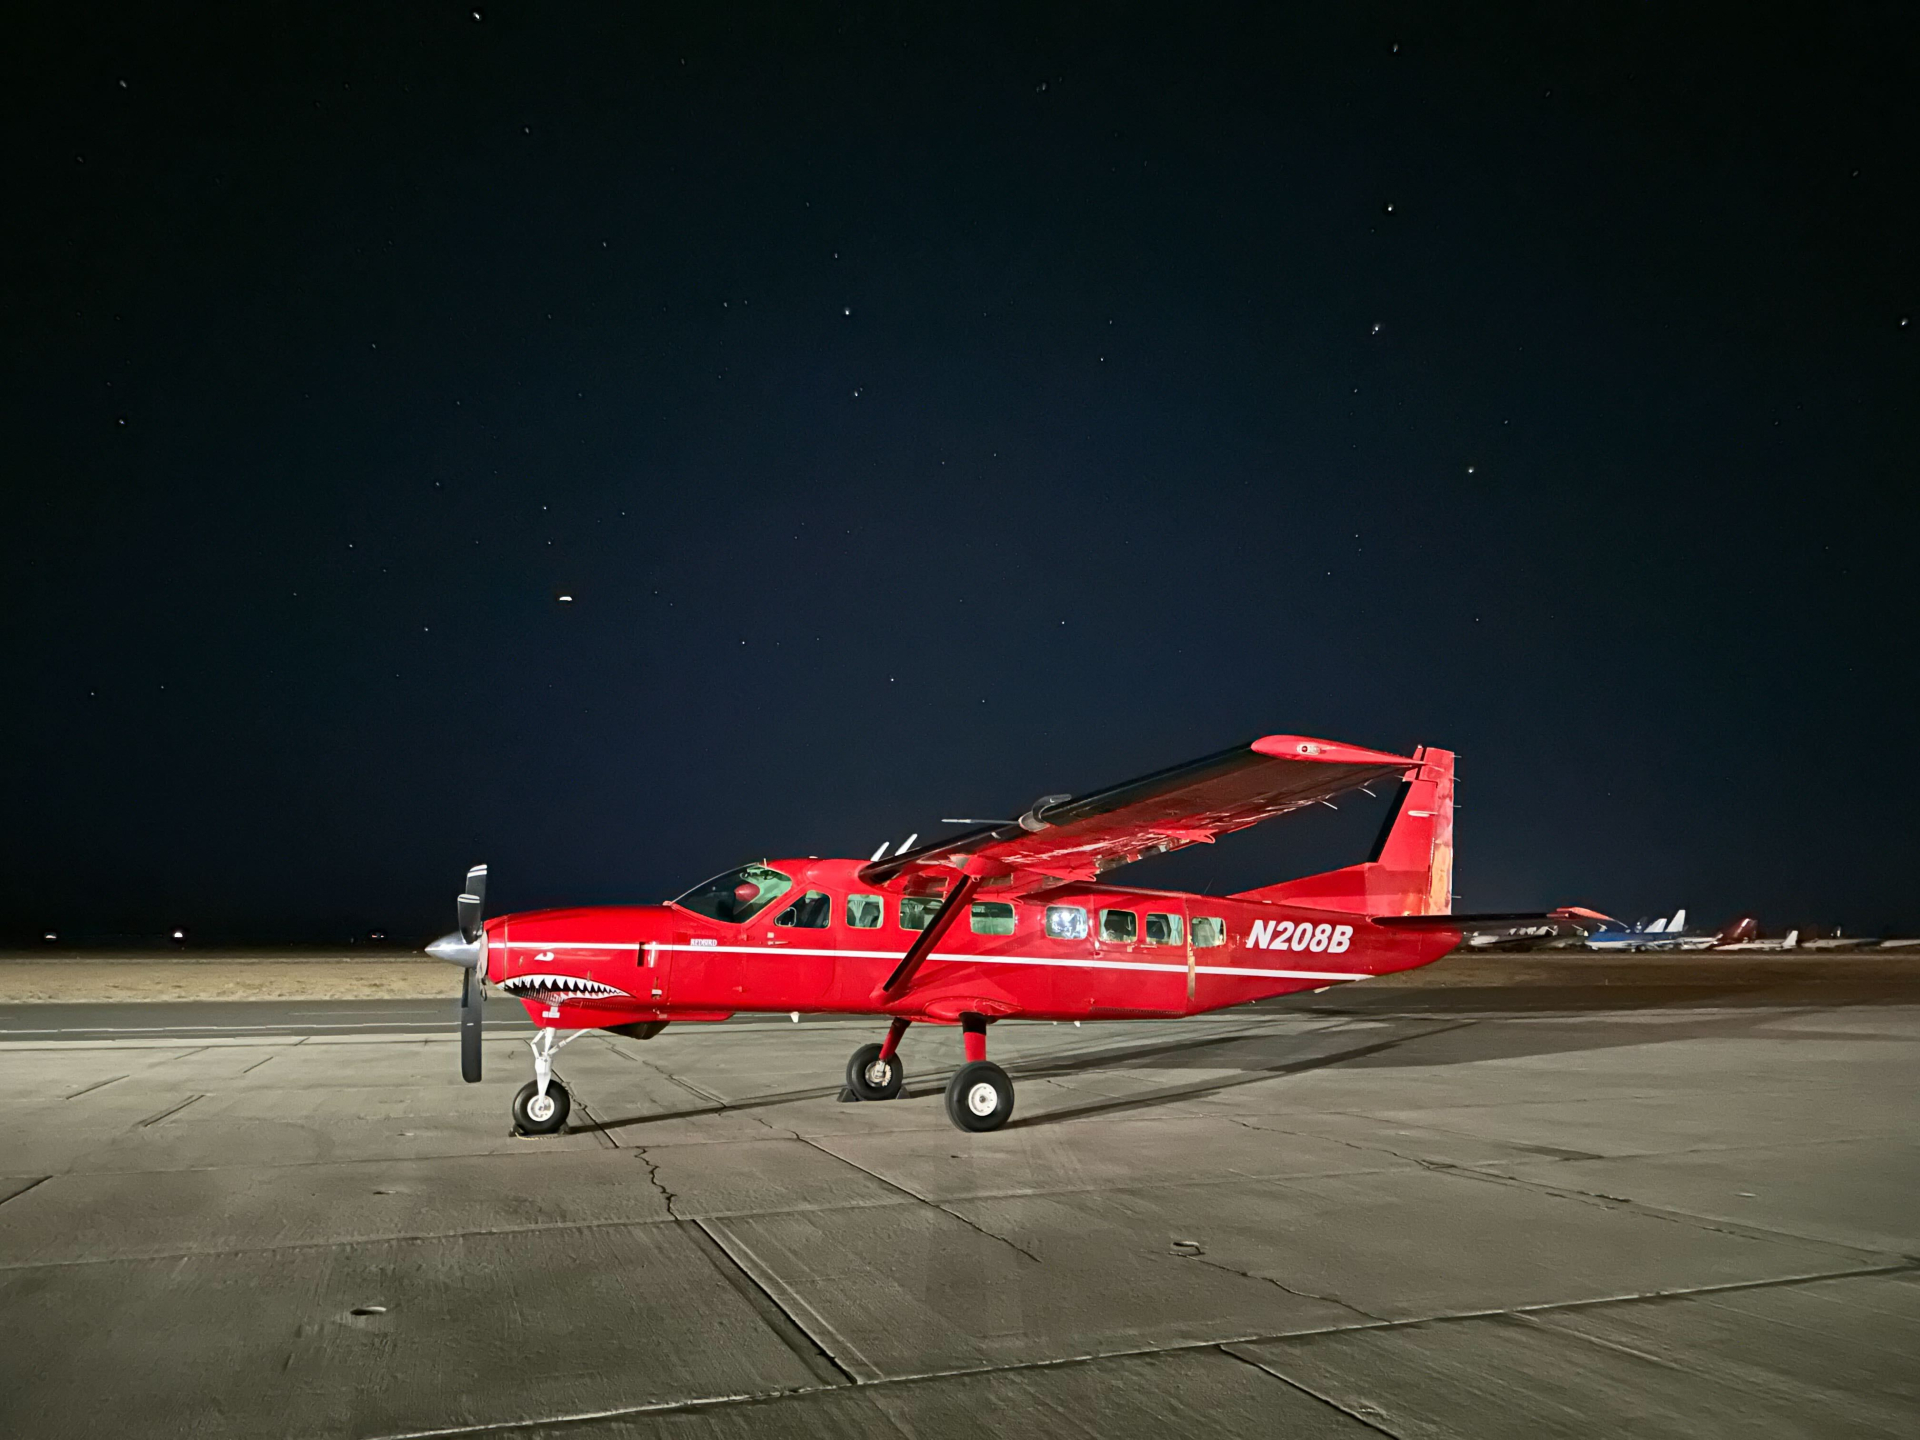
500, 974, 626, 999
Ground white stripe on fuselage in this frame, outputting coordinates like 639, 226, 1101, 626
500, 938, 1361, 984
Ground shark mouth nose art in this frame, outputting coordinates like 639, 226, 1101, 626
499, 974, 629, 1000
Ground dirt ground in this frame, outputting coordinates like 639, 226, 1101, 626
0, 952, 450, 1003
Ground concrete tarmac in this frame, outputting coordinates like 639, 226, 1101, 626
1, 958, 1916, 1437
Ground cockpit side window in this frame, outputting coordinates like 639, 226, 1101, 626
846, 894, 884, 929
774, 891, 832, 929
671, 865, 794, 924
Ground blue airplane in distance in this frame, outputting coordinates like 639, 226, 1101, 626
1582, 909, 1756, 951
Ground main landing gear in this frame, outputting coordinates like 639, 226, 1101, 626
843, 1013, 1014, 1132
512, 1026, 581, 1135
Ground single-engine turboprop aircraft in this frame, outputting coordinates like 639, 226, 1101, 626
427, 735, 1586, 1133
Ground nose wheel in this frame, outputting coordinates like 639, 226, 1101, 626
513, 1077, 571, 1134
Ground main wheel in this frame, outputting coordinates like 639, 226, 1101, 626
845, 1043, 905, 1101
512, 1078, 571, 1135
944, 1060, 1014, 1132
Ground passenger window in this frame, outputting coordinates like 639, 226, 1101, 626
1192, 916, 1225, 948
1100, 909, 1138, 943
845, 894, 883, 929
1145, 912, 1184, 946
970, 902, 1015, 936
899, 896, 942, 931
1044, 905, 1088, 940
774, 891, 831, 929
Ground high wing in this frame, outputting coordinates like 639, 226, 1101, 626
860, 735, 1416, 888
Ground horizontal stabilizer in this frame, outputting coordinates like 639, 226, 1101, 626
1372, 908, 1604, 936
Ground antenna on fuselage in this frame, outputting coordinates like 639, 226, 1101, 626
899, 832, 918, 854
870, 841, 891, 861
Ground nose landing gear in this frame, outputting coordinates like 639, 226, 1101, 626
512, 1026, 580, 1135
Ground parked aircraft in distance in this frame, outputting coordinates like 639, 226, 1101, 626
1583, 910, 1758, 951
1797, 928, 1878, 951
1465, 907, 1616, 950
1714, 926, 1801, 951
427, 735, 1591, 1133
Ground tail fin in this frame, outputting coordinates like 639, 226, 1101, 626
1718, 916, 1758, 945
1236, 746, 1455, 915
1670, 908, 1687, 933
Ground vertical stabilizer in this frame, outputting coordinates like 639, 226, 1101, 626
1237, 746, 1455, 915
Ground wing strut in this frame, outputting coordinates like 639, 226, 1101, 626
872, 875, 981, 1003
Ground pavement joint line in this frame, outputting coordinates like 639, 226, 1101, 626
681, 1217, 856, 1389
1218, 1344, 1407, 1437
1228, 1115, 1918, 1211
350, 1260, 1920, 1440
0, 1201, 917, 1273
609, 1042, 731, 1106
566, 1084, 621, 1150
1404, 1155, 1903, 1262
0, 1176, 50, 1209
134, 1093, 205, 1128
62, 1073, 127, 1099
690, 1216, 872, 1383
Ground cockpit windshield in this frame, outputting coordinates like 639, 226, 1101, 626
671, 864, 794, 924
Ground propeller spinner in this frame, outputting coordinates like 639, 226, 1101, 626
426, 863, 489, 1083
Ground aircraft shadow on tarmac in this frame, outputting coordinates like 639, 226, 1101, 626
566, 986, 1904, 1138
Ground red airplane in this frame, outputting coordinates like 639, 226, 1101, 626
428, 735, 1580, 1134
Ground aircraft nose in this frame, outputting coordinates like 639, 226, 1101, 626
427, 930, 483, 968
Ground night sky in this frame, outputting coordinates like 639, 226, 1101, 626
6, 5, 1917, 946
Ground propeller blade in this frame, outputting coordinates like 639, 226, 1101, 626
460, 966, 483, 1083
457, 864, 488, 942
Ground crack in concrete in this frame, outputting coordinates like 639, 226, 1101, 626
634, 1147, 682, 1220
1188, 1254, 1385, 1323
797, 1136, 1042, 1264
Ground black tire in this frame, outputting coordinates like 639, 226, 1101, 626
845, 1043, 905, 1101
512, 1078, 571, 1135
944, 1060, 1014, 1132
